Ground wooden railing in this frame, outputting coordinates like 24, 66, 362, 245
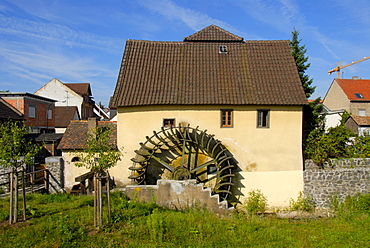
0, 169, 51, 195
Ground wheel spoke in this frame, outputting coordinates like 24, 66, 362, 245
190, 159, 216, 173
150, 154, 175, 172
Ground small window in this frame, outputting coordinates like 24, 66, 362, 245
219, 45, 227, 54
355, 93, 364, 99
163, 118, 175, 127
221, 109, 233, 127
29, 105, 36, 118
359, 109, 366, 116
47, 109, 53, 119
257, 109, 270, 128
71, 157, 80, 162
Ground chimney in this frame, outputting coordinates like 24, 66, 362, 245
352, 76, 359, 80
88, 117, 99, 137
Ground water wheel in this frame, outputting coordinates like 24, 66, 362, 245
129, 124, 236, 202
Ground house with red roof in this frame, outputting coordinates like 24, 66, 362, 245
105, 25, 307, 207
324, 77, 370, 116
323, 77, 370, 133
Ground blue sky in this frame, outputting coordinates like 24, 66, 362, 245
0, 0, 370, 106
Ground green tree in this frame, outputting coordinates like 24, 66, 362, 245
290, 28, 315, 98
0, 120, 41, 224
305, 111, 354, 165
74, 123, 122, 228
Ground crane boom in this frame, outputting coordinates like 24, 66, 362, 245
328, 56, 370, 78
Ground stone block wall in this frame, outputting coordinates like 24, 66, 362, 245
45, 156, 65, 193
304, 159, 370, 207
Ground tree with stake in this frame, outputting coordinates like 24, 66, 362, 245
73, 122, 122, 228
0, 120, 41, 224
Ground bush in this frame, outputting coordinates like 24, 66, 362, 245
244, 189, 267, 214
289, 192, 315, 212
331, 193, 370, 213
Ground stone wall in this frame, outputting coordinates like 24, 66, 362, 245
0, 156, 65, 193
304, 159, 370, 207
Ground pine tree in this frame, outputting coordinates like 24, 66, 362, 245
290, 28, 315, 98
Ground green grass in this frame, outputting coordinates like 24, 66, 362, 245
0, 192, 369, 247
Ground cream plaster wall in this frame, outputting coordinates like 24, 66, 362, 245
111, 104, 303, 207
239, 170, 303, 208
323, 81, 350, 111
62, 151, 91, 190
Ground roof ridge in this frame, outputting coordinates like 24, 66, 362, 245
184, 25, 243, 42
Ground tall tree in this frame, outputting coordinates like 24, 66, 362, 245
74, 123, 122, 228
0, 120, 41, 224
290, 28, 315, 98
290, 29, 324, 155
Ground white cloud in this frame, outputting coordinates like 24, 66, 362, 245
0, 14, 123, 54
0, 42, 115, 85
138, 0, 254, 38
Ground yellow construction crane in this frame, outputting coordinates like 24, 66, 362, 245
328, 56, 370, 78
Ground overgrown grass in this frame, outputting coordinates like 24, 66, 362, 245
0, 192, 369, 247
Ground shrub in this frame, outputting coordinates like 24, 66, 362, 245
244, 189, 267, 214
289, 192, 315, 212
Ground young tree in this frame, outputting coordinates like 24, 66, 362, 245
74, 123, 122, 228
0, 120, 41, 224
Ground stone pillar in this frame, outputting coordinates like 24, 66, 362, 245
45, 156, 65, 193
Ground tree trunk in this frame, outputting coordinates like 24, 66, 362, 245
13, 172, 18, 223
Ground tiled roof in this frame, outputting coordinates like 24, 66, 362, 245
184, 25, 243, 42
55, 106, 79, 128
35, 133, 64, 142
58, 120, 117, 150
64, 83, 92, 96
110, 25, 307, 107
0, 98, 23, 120
351, 115, 370, 126
336, 78, 370, 101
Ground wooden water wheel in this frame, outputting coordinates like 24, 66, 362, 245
129, 124, 236, 202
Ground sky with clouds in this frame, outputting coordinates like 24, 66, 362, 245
0, 0, 369, 106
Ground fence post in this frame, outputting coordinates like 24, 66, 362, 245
44, 170, 50, 194
30, 173, 33, 193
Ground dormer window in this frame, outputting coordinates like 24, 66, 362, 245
219, 45, 227, 54
355, 93, 364, 99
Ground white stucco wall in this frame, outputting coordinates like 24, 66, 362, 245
35, 78, 83, 115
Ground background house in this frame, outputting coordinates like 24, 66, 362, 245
35, 78, 97, 123
109, 25, 307, 207
0, 92, 56, 134
55, 106, 80, 133
323, 77, 370, 116
0, 97, 24, 122
57, 118, 117, 189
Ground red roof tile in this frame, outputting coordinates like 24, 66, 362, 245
351, 115, 370, 126
336, 78, 370, 101
64, 83, 92, 96
58, 120, 117, 150
55, 106, 79, 128
110, 25, 307, 107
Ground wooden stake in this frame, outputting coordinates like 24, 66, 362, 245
22, 170, 26, 221
9, 171, 13, 225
